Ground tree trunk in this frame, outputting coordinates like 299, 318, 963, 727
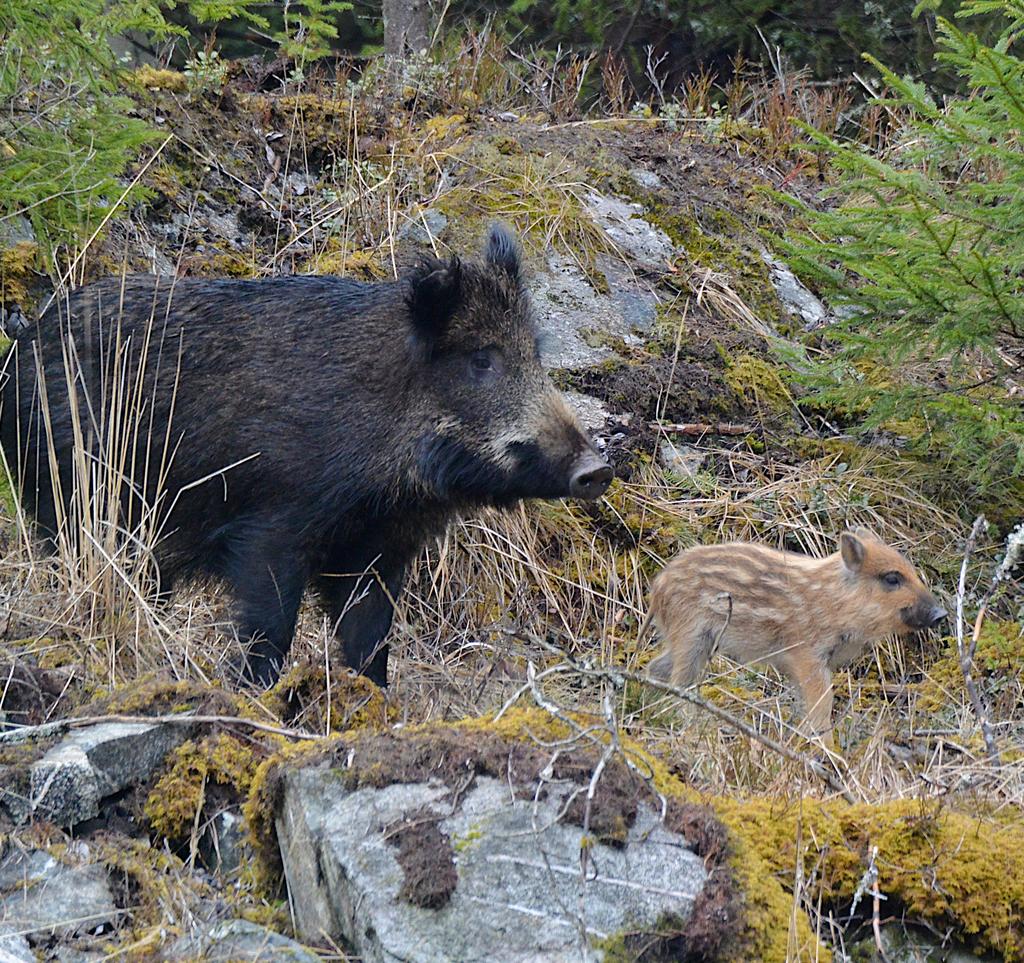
383, 0, 431, 61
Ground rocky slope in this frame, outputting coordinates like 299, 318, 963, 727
0, 64, 1021, 962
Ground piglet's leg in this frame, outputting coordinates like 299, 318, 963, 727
787, 658, 835, 749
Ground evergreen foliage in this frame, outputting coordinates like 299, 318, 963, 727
783, 0, 1024, 490
0, 0, 349, 273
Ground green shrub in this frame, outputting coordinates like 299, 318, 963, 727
782, 0, 1024, 496
0, 0, 348, 275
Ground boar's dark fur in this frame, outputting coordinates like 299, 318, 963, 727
0, 225, 612, 687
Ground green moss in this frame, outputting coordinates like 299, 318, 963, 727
95, 833, 209, 945
306, 241, 388, 279
724, 353, 794, 415
453, 826, 484, 853
422, 113, 468, 142
261, 659, 391, 733
147, 159, 202, 201
709, 794, 1024, 961
271, 93, 354, 152
80, 675, 243, 718
144, 733, 264, 840
0, 731, 62, 814
0, 460, 15, 519
915, 620, 1023, 715
130, 66, 188, 93
191, 250, 259, 278
0, 241, 40, 307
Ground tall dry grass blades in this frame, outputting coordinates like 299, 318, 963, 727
0, 279, 221, 681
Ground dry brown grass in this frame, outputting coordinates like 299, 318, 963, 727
2, 52, 1023, 958
384, 454, 1023, 806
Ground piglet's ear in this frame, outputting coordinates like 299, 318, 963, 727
840, 531, 865, 572
853, 525, 881, 543
485, 222, 522, 280
407, 255, 462, 346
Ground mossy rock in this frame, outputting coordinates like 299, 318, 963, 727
246, 707, 819, 962
710, 792, 1024, 961
144, 732, 266, 841
606, 174, 782, 326
79, 674, 244, 719
262, 659, 391, 734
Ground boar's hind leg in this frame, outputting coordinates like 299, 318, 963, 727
225, 536, 309, 688
316, 558, 407, 688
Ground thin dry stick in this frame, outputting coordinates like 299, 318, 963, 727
647, 420, 753, 436
0, 712, 319, 743
955, 516, 1001, 764
511, 632, 858, 804
872, 877, 889, 963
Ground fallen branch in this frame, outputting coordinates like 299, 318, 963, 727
0, 712, 319, 744
648, 420, 753, 436
954, 516, 1001, 764
505, 630, 858, 804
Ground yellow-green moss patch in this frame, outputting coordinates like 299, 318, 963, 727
262, 659, 391, 734
144, 732, 263, 840
0, 241, 40, 306
725, 352, 795, 415
709, 793, 1024, 960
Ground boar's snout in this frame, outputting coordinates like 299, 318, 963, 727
926, 605, 948, 627
569, 449, 613, 499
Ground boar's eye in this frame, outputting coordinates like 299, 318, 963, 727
880, 571, 904, 589
468, 348, 501, 382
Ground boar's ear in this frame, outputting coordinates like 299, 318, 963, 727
840, 531, 866, 572
485, 222, 522, 280
407, 255, 462, 350
852, 525, 881, 543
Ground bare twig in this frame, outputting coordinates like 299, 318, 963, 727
851, 846, 890, 961
508, 630, 858, 804
648, 420, 753, 436
872, 877, 889, 963
955, 516, 1001, 764
0, 712, 320, 743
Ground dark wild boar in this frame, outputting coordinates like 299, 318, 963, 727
0, 225, 612, 686
640, 528, 946, 744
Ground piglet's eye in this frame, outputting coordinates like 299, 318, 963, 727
881, 571, 903, 588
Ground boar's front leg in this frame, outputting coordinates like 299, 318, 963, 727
316, 554, 407, 688
225, 531, 309, 688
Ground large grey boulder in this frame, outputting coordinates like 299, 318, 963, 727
0, 720, 192, 826
277, 769, 709, 962
763, 253, 831, 331
398, 208, 449, 246
583, 191, 677, 273
0, 927, 35, 963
